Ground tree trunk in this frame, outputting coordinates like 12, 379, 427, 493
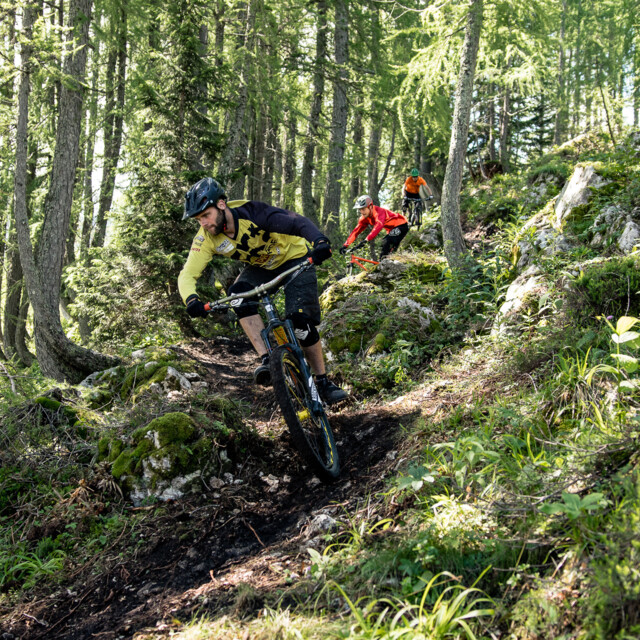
251, 109, 266, 201
499, 85, 510, 172
79, 46, 99, 255
218, 0, 254, 198
366, 115, 382, 204
300, 0, 327, 227
553, 0, 567, 145
93, 3, 127, 248
281, 109, 297, 210
376, 120, 396, 194
350, 96, 364, 205
15, 296, 34, 367
322, 0, 349, 238
262, 115, 276, 203
14, 0, 118, 383
488, 84, 496, 162
440, 0, 483, 269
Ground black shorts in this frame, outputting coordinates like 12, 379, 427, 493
381, 223, 409, 257
231, 256, 321, 325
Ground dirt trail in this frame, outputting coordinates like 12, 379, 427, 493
3, 337, 416, 640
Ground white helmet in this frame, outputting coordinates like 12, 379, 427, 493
353, 194, 372, 209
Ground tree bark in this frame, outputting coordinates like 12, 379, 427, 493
440, 0, 483, 269
553, 0, 567, 145
322, 0, 349, 238
262, 115, 276, 203
251, 109, 266, 201
350, 96, 364, 205
281, 108, 297, 210
488, 84, 496, 161
79, 43, 99, 255
218, 0, 254, 198
367, 121, 381, 204
300, 0, 327, 227
93, 2, 127, 248
499, 85, 510, 172
14, 0, 118, 383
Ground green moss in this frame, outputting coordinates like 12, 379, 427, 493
98, 437, 110, 460
86, 388, 114, 409
34, 397, 62, 411
367, 332, 389, 355
139, 412, 196, 447
120, 363, 168, 400
111, 450, 136, 479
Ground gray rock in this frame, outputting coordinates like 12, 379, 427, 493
618, 220, 640, 253
554, 165, 610, 228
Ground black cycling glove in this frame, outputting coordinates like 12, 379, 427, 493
185, 294, 208, 318
353, 240, 367, 251
339, 245, 348, 255
311, 236, 332, 265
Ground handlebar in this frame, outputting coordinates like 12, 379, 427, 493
204, 257, 314, 313
341, 242, 367, 255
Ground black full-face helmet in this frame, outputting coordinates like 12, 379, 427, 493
183, 177, 226, 221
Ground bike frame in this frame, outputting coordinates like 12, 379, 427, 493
403, 197, 423, 225
206, 259, 324, 416
349, 253, 379, 272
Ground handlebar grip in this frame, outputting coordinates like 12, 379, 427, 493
204, 302, 211, 312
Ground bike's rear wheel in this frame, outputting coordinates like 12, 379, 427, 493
270, 346, 340, 481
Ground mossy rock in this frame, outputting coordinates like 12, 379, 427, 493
34, 397, 63, 412
105, 409, 246, 504
86, 388, 115, 409
133, 412, 196, 447
366, 332, 390, 355
34, 397, 87, 435
120, 362, 172, 401
98, 437, 125, 463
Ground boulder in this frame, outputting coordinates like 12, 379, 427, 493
492, 266, 548, 335
105, 410, 241, 505
554, 165, 610, 228
618, 220, 640, 253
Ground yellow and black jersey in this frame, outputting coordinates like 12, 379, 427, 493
178, 200, 323, 304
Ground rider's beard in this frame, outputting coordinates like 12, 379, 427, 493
203, 210, 226, 235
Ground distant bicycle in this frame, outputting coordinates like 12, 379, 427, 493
402, 196, 433, 228
205, 258, 340, 482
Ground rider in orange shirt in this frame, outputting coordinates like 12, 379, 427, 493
339, 195, 409, 259
402, 168, 432, 224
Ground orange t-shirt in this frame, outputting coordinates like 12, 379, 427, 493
404, 176, 427, 195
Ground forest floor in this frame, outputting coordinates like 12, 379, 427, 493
3, 336, 426, 640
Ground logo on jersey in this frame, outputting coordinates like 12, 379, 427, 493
216, 239, 234, 254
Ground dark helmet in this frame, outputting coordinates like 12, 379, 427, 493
410, 168, 419, 177
183, 177, 226, 220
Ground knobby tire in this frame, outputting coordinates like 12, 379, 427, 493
270, 346, 340, 482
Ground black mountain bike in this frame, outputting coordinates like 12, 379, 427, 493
402, 196, 433, 228
205, 258, 340, 482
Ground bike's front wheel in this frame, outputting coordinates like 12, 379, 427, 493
270, 346, 340, 481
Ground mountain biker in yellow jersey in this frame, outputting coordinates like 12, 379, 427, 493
177, 177, 348, 405
339, 195, 409, 259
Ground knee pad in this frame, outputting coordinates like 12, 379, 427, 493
287, 312, 319, 347
227, 281, 259, 318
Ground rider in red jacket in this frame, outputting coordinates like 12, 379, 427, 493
340, 195, 409, 259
